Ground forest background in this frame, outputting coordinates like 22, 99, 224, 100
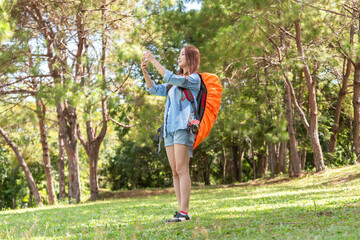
1, 0, 359, 209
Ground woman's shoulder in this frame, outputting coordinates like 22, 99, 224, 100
189, 72, 201, 80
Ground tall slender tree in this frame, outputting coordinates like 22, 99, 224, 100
0, 127, 42, 206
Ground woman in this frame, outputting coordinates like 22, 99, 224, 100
141, 45, 201, 223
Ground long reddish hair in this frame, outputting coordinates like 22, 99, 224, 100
167, 45, 201, 93
177, 45, 200, 75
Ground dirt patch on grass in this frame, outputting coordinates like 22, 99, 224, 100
97, 188, 175, 200
96, 175, 296, 200
216, 173, 309, 189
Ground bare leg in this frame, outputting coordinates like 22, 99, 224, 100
174, 144, 191, 213
166, 146, 181, 209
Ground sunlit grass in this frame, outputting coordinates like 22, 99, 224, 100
1, 165, 360, 239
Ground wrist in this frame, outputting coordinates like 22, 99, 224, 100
149, 57, 157, 64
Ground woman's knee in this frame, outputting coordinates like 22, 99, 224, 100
172, 168, 179, 178
175, 165, 189, 177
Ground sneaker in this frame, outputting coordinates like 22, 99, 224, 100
166, 211, 191, 223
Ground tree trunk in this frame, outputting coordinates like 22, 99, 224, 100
227, 140, 235, 183
284, 82, 302, 176
256, 151, 267, 178
77, 99, 108, 201
0, 127, 42, 206
77, 0, 109, 200
352, 7, 360, 160
268, 143, 278, 175
251, 146, 256, 180
28, 45, 56, 205
354, 64, 360, 162
40, 20, 81, 203
88, 145, 100, 200
232, 140, 239, 181
275, 143, 281, 174
36, 100, 56, 205
350, 118, 354, 155
328, 58, 351, 152
222, 145, 227, 183
203, 155, 211, 186
57, 104, 81, 203
28, 187, 33, 207
301, 149, 307, 170
28, 44, 56, 205
238, 139, 244, 182
294, 21, 325, 172
58, 130, 66, 200
279, 141, 287, 174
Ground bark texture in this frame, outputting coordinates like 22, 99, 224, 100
284, 82, 302, 176
279, 141, 287, 174
57, 104, 82, 203
36, 100, 56, 205
354, 64, 360, 161
58, 130, 66, 200
256, 151, 267, 178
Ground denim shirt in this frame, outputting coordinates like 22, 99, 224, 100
147, 70, 201, 137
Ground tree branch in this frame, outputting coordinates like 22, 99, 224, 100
278, 26, 296, 40
113, 61, 135, 94
292, 0, 352, 19
0, 89, 36, 96
96, 98, 108, 144
259, 25, 282, 62
109, 118, 134, 128
77, 123, 89, 154
283, 71, 310, 132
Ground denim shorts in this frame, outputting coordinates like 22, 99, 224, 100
164, 129, 194, 147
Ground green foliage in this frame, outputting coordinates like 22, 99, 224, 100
106, 141, 171, 190
104, 85, 171, 190
0, 0, 14, 42
116, 43, 143, 63
0, 146, 32, 210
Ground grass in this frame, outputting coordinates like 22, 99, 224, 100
2, 165, 360, 239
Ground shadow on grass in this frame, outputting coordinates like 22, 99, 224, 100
328, 172, 360, 185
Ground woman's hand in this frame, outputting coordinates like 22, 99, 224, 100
143, 50, 156, 63
142, 49, 166, 77
141, 57, 148, 72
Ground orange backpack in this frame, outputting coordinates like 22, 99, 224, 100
183, 73, 223, 149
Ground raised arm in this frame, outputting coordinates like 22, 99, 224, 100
143, 50, 166, 77
143, 50, 200, 90
163, 70, 200, 90
141, 55, 167, 96
141, 56, 153, 89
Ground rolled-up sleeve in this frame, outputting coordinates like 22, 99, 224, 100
164, 70, 200, 89
146, 80, 167, 96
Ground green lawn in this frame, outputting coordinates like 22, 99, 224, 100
2, 165, 360, 239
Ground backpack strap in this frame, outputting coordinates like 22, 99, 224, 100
183, 89, 200, 120
154, 122, 164, 154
